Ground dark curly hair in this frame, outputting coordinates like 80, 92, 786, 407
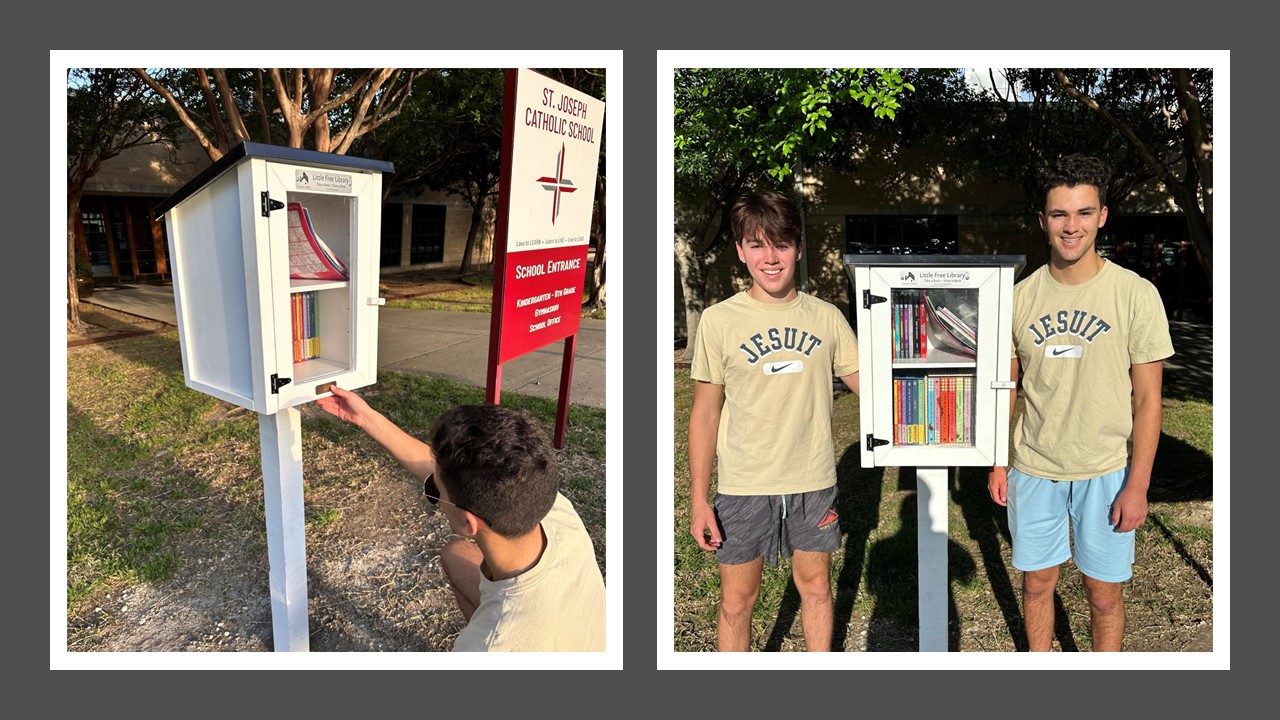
429, 404, 558, 538
1041, 154, 1110, 209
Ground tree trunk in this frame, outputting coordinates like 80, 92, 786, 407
461, 201, 484, 273
588, 174, 606, 309
67, 184, 85, 333
674, 232, 708, 362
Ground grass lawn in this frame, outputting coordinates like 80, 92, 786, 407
386, 274, 606, 320
66, 330, 607, 633
671, 368, 1214, 652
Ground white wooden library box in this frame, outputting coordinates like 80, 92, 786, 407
157, 142, 394, 414
844, 254, 1025, 468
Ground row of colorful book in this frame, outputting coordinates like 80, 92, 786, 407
292, 290, 320, 362
893, 373, 974, 446
892, 289, 928, 359
893, 289, 980, 359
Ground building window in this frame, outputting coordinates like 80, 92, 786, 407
845, 215, 958, 255
410, 204, 445, 265
80, 196, 166, 280
81, 201, 112, 277
380, 203, 403, 268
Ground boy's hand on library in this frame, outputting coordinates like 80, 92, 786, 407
315, 385, 371, 428
987, 467, 1009, 506
690, 504, 722, 551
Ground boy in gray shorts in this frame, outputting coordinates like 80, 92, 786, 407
687, 189, 860, 651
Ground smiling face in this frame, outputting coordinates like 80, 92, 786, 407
1039, 183, 1108, 281
736, 230, 801, 303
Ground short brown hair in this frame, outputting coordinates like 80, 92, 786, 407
429, 404, 558, 538
730, 189, 802, 248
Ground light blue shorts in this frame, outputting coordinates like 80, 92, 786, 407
1007, 467, 1136, 583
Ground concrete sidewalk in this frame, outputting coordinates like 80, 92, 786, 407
84, 282, 606, 409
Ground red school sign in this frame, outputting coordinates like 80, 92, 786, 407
486, 68, 603, 442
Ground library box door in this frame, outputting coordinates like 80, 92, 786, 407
854, 261, 1016, 469
261, 161, 380, 413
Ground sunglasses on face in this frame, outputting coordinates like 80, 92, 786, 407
423, 473, 487, 525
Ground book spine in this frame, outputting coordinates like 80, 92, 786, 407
292, 292, 302, 363
964, 375, 973, 444
896, 376, 906, 443
893, 292, 902, 359
308, 291, 319, 360
931, 376, 939, 445
918, 290, 927, 359
944, 375, 952, 444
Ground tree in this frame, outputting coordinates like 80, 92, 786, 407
364, 68, 506, 273
66, 68, 174, 333
1049, 68, 1212, 287
954, 68, 1212, 289
673, 68, 912, 357
132, 68, 430, 160
356, 68, 605, 284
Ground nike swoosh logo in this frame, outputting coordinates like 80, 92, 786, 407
1046, 345, 1082, 358
770, 363, 794, 373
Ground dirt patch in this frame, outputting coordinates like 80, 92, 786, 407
65, 469, 467, 652
377, 267, 484, 300
64, 392, 472, 652
64, 302, 526, 653
67, 302, 173, 347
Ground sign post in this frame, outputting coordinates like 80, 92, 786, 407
486, 68, 605, 448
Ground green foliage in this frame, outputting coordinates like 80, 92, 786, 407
370, 68, 506, 201
67, 68, 174, 174
920, 68, 1213, 212
674, 68, 911, 187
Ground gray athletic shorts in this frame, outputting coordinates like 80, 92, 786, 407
714, 485, 841, 567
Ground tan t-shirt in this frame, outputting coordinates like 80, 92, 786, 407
690, 291, 860, 495
1010, 261, 1174, 480
451, 493, 605, 651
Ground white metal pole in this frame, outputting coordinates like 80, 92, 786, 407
259, 407, 310, 652
916, 467, 949, 651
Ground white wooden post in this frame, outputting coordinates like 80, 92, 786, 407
917, 467, 949, 652
259, 407, 310, 651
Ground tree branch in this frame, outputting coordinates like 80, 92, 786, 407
133, 69, 223, 161
211, 69, 251, 143
1052, 69, 1181, 200
195, 69, 229, 150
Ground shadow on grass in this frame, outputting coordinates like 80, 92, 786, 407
864, 490, 977, 651
761, 445, 887, 651
951, 466, 1063, 652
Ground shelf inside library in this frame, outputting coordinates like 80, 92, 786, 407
290, 278, 349, 293
292, 356, 347, 381
893, 346, 976, 368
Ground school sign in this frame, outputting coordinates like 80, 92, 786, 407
486, 68, 604, 444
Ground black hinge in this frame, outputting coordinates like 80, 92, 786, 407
863, 289, 887, 308
271, 374, 292, 393
866, 434, 889, 451
261, 192, 285, 216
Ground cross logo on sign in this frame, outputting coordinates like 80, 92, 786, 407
535, 143, 577, 224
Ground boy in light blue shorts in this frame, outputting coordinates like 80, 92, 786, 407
1006, 468, 1135, 583
987, 154, 1174, 651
